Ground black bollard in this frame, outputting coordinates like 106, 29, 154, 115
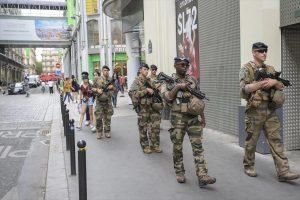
69, 119, 76, 175
62, 104, 67, 134
65, 109, 70, 150
77, 140, 87, 200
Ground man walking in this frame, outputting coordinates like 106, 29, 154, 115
129, 64, 163, 154
239, 42, 299, 181
92, 66, 114, 139
161, 57, 216, 187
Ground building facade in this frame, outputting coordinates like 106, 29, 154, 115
41, 49, 62, 74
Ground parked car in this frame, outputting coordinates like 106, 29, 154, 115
28, 75, 38, 88
8, 82, 27, 95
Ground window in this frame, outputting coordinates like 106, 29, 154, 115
87, 20, 99, 48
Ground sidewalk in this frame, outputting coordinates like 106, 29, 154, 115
48, 93, 300, 200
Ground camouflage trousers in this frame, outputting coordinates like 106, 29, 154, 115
169, 112, 207, 177
138, 106, 161, 149
244, 101, 289, 175
94, 101, 114, 133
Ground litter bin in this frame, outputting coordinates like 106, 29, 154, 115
238, 105, 283, 154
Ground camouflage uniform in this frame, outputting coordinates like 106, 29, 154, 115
93, 76, 114, 135
239, 61, 289, 175
130, 76, 161, 151
162, 74, 207, 177
148, 74, 163, 149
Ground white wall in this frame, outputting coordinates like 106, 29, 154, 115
143, 0, 177, 75
240, 0, 280, 105
240, 0, 281, 70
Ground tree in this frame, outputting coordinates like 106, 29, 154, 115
36, 61, 43, 75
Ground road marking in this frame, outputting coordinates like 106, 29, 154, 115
0, 146, 29, 158
9, 150, 29, 158
0, 146, 12, 158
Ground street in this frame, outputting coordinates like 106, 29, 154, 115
0, 90, 300, 200
0, 87, 53, 200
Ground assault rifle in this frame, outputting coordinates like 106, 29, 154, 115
144, 81, 163, 103
93, 73, 116, 97
157, 72, 209, 101
254, 68, 291, 87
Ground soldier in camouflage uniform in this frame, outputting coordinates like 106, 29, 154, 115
148, 64, 163, 152
162, 57, 216, 187
239, 42, 299, 181
129, 64, 162, 154
92, 65, 114, 139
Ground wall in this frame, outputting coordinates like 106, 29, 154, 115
143, 0, 177, 74
240, 0, 281, 71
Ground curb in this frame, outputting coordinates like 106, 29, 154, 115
45, 97, 69, 200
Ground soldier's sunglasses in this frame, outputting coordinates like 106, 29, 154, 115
151, 69, 157, 71
255, 49, 268, 53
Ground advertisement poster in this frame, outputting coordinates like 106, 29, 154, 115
176, 0, 199, 79
0, 18, 69, 42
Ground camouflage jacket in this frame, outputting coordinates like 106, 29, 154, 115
129, 75, 157, 107
92, 76, 114, 103
239, 61, 277, 108
161, 73, 199, 113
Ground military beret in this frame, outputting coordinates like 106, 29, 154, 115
174, 57, 190, 65
141, 63, 149, 69
252, 42, 268, 50
150, 65, 157, 70
102, 65, 110, 71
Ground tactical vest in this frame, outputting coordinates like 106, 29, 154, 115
95, 76, 112, 102
241, 62, 276, 108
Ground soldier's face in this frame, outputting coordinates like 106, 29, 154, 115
151, 68, 157, 75
174, 61, 189, 75
140, 67, 149, 77
253, 49, 267, 62
102, 69, 109, 77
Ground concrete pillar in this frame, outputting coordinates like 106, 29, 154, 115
125, 31, 140, 89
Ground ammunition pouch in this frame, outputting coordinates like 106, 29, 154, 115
152, 102, 164, 112
269, 90, 285, 109
187, 96, 205, 116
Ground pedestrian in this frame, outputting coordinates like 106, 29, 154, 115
111, 68, 122, 108
71, 75, 80, 103
239, 42, 299, 181
119, 75, 125, 96
81, 71, 94, 129
129, 63, 163, 154
48, 80, 54, 94
63, 78, 73, 103
41, 81, 46, 93
161, 57, 216, 187
77, 74, 95, 131
92, 65, 114, 139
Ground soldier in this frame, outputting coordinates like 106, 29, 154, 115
129, 64, 163, 154
148, 64, 163, 152
162, 57, 216, 187
239, 42, 299, 181
92, 65, 114, 139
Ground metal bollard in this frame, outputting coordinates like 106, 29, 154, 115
77, 140, 87, 200
65, 109, 70, 150
69, 119, 76, 175
62, 104, 67, 134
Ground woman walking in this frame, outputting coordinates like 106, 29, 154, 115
71, 75, 80, 103
77, 75, 95, 131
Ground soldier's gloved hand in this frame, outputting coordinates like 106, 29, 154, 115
261, 78, 277, 89
97, 88, 103, 94
108, 85, 114, 90
200, 119, 206, 128
146, 88, 154, 95
178, 82, 189, 90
